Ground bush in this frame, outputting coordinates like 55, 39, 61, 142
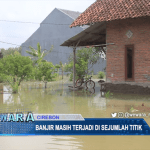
105, 91, 113, 99
65, 47, 100, 80
6, 76, 19, 93
69, 73, 73, 81
98, 71, 105, 79
69, 73, 80, 81
0, 52, 33, 93
35, 62, 57, 88
0, 74, 6, 83
11, 82, 19, 93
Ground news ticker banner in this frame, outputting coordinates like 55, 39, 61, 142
0, 113, 150, 135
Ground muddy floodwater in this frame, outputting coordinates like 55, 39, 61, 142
0, 79, 150, 150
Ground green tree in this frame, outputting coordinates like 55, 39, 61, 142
0, 51, 33, 93
26, 42, 53, 65
55, 64, 60, 76
35, 62, 57, 88
65, 47, 99, 81
0, 47, 22, 56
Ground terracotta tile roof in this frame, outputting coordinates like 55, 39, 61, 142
70, 0, 150, 27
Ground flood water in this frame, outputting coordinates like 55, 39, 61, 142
0, 79, 150, 150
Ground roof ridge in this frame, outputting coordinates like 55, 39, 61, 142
57, 8, 81, 20
57, 8, 81, 14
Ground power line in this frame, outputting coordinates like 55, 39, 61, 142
0, 41, 20, 46
0, 36, 28, 38
0, 20, 70, 25
0, 40, 71, 55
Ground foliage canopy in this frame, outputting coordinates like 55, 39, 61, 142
65, 47, 100, 80
35, 62, 57, 88
0, 52, 33, 92
0, 47, 21, 57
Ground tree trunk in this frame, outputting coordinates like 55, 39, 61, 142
62, 69, 63, 79
45, 82, 47, 88
58, 69, 59, 77
18, 77, 24, 86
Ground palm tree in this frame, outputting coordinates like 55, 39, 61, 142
26, 42, 53, 64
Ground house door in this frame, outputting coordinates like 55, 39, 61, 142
125, 45, 134, 81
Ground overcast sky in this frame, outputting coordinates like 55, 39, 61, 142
0, 0, 95, 49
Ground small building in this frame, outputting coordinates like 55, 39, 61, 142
61, 0, 150, 93
21, 8, 106, 74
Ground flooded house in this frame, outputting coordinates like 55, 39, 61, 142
21, 8, 106, 74
61, 0, 150, 94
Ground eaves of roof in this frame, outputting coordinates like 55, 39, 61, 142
70, 0, 150, 27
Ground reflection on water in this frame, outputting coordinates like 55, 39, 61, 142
88, 93, 106, 110
47, 136, 82, 150
0, 81, 150, 150
0, 136, 83, 150
1, 135, 150, 150
0, 85, 13, 104
0, 81, 150, 117
0, 85, 24, 106
3, 86, 13, 104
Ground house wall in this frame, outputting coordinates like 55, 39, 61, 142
21, 8, 83, 65
106, 16, 150, 83
21, 8, 106, 74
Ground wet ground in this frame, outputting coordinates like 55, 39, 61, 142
0, 79, 150, 150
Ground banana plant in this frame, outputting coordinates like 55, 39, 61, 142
26, 42, 53, 65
